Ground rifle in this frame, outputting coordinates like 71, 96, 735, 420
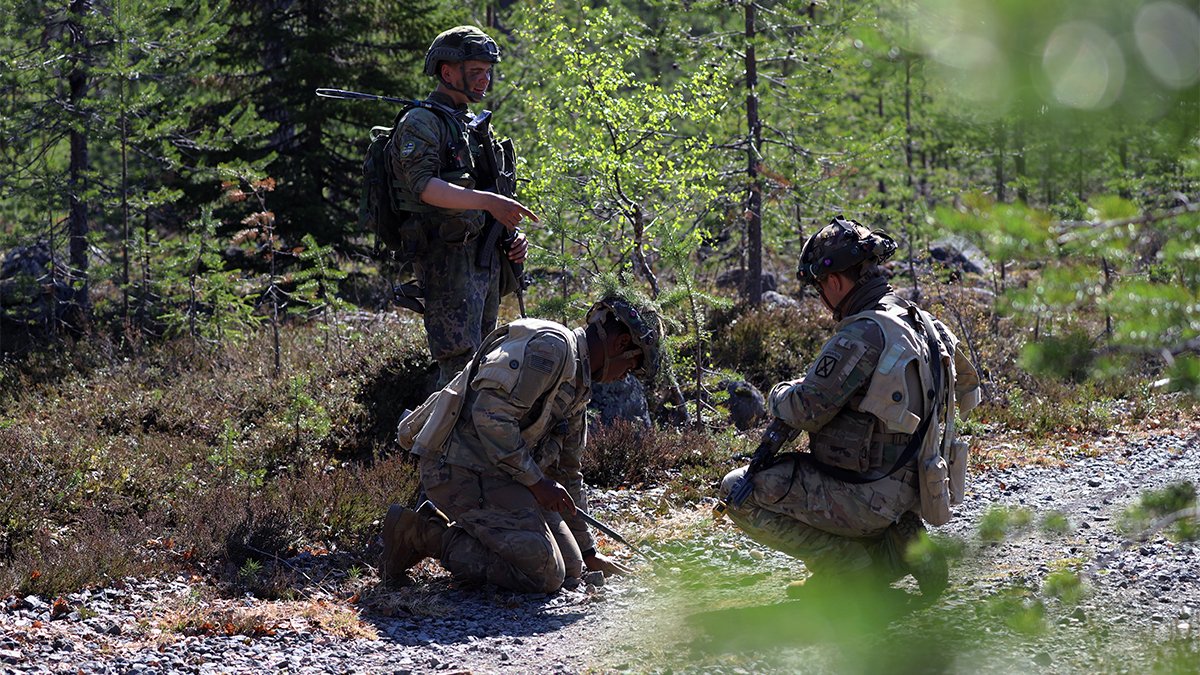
712, 418, 795, 519
576, 508, 657, 564
468, 111, 528, 316
316, 87, 461, 117
320, 87, 529, 313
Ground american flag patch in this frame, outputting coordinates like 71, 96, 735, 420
529, 353, 556, 374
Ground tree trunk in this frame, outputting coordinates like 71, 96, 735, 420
1014, 121, 1028, 203
994, 122, 1006, 202
902, 33, 919, 300
67, 0, 92, 319
745, 1, 763, 306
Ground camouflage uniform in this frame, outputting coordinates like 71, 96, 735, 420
720, 276, 981, 579
411, 319, 596, 593
388, 90, 500, 386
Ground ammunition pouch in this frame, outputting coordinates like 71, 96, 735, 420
499, 253, 525, 298
436, 210, 485, 245
396, 212, 428, 262
808, 409, 883, 473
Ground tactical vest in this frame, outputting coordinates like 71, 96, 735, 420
808, 301, 938, 473
389, 104, 479, 215
399, 319, 579, 465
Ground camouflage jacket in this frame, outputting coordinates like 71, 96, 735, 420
386, 90, 485, 242
414, 319, 597, 552
769, 279, 980, 474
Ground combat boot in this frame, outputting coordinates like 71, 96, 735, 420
380, 501, 450, 585
883, 510, 948, 599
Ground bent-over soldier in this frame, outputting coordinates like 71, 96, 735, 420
382, 295, 663, 593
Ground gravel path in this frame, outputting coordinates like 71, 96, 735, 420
2, 425, 1197, 674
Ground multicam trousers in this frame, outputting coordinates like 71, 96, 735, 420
420, 456, 583, 594
417, 235, 500, 387
719, 453, 919, 576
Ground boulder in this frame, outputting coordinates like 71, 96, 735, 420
762, 290, 800, 309
929, 236, 992, 277
721, 379, 766, 431
589, 375, 651, 428
0, 241, 84, 350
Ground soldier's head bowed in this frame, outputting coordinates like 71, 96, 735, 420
586, 296, 665, 386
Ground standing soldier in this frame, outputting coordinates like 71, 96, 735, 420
382, 294, 663, 593
718, 216, 981, 599
389, 25, 537, 386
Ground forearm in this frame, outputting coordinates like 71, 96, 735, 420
548, 412, 593, 551
768, 380, 840, 432
419, 178, 497, 212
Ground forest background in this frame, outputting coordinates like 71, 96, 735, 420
0, 0, 1198, 631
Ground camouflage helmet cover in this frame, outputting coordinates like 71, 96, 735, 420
797, 216, 897, 285
423, 25, 501, 76
586, 295, 664, 385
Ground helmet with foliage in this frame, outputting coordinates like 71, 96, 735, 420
423, 26, 501, 76
797, 216, 898, 286
586, 295, 664, 386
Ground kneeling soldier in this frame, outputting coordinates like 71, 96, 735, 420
382, 294, 663, 593
720, 216, 981, 599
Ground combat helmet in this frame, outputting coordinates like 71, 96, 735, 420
586, 295, 664, 385
797, 216, 897, 286
423, 26, 501, 76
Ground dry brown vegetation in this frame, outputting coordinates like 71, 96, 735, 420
0, 315, 432, 597
0, 273, 1193, 602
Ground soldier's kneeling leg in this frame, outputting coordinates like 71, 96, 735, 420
427, 467, 567, 593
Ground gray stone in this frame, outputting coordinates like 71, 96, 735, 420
721, 379, 765, 431
589, 375, 651, 428
762, 290, 800, 309
929, 235, 992, 276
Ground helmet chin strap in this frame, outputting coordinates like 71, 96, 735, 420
439, 64, 485, 103
817, 275, 859, 321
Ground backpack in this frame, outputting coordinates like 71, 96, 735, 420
359, 102, 461, 263
357, 117, 405, 251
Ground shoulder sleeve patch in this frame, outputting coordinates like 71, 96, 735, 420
809, 333, 870, 383
529, 353, 556, 374
510, 334, 568, 408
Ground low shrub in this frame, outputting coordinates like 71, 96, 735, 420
583, 419, 728, 489
707, 301, 832, 392
0, 319, 425, 597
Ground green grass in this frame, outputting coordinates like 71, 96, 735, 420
979, 505, 1035, 543
1118, 482, 1199, 542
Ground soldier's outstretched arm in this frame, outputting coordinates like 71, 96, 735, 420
419, 179, 538, 230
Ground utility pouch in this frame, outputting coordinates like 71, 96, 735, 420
948, 437, 970, 505
397, 366, 471, 453
397, 213, 428, 262
919, 452, 952, 526
437, 211, 484, 244
495, 137, 517, 198
808, 409, 881, 473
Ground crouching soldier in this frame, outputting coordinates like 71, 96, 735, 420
382, 294, 664, 593
718, 216, 981, 599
